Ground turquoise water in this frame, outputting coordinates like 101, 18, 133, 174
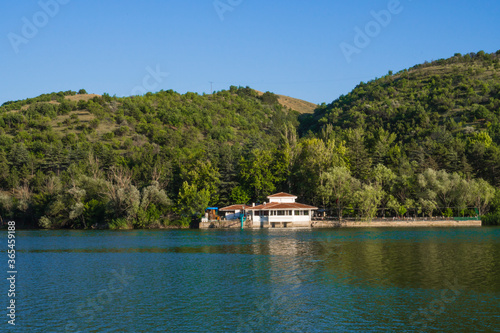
3, 227, 499, 332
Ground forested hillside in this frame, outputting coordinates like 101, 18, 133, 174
0, 87, 301, 228
298, 50, 500, 224
301, 51, 500, 184
1, 51, 500, 228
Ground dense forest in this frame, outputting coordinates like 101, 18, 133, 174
1, 51, 500, 228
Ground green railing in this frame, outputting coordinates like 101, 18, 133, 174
453, 216, 481, 221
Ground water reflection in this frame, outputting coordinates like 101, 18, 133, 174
16, 228, 500, 293
8, 227, 500, 332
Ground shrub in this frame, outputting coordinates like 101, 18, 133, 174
482, 212, 500, 226
108, 218, 130, 230
89, 118, 100, 129
39, 216, 52, 229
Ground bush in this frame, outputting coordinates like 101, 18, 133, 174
481, 212, 500, 226
114, 126, 129, 137
89, 118, 100, 129
108, 218, 130, 230
39, 216, 52, 229
77, 100, 88, 110
169, 216, 191, 228
443, 208, 453, 218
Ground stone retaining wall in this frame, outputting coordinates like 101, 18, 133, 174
200, 219, 482, 229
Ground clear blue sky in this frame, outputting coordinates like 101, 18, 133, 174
1, 0, 499, 105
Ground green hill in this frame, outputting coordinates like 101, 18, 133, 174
0, 87, 302, 228
1, 51, 499, 229
300, 50, 500, 186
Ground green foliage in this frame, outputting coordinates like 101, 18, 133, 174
230, 186, 250, 204
1, 53, 500, 228
177, 182, 210, 218
301, 51, 500, 187
38, 216, 52, 229
317, 166, 358, 219
109, 218, 130, 230
260, 91, 279, 105
443, 208, 454, 218
355, 184, 384, 221
239, 149, 278, 202
481, 212, 500, 226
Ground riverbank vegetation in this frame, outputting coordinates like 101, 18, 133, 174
1, 51, 500, 228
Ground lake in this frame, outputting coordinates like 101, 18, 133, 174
4, 227, 500, 332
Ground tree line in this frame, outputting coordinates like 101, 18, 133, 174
1, 51, 500, 228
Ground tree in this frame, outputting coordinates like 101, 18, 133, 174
355, 184, 383, 221
239, 149, 277, 202
417, 169, 455, 211
104, 166, 140, 223
177, 181, 210, 220
346, 128, 372, 180
230, 186, 250, 204
78, 89, 87, 95
0, 150, 10, 188
181, 160, 220, 206
372, 128, 397, 165
317, 166, 358, 219
0, 192, 14, 223
291, 138, 347, 204
67, 185, 87, 228
387, 195, 402, 218
468, 178, 496, 215
10, 143, 29, 168
418, 198, 437, 218
136, 181, 171, 228
370, 164, 396, 216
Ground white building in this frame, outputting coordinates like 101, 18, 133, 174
219, 204, 247, 220
246, 192, 318, 228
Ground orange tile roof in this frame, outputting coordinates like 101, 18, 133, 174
220, 204, 248, 211
267, 192, 297, 198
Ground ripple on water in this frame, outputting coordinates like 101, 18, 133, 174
6, 227, 500, 332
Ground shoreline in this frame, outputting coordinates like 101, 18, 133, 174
0, 220, 483, 230
200, 219, 483, 229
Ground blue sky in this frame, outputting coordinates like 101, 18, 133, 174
1, 0, 499, 105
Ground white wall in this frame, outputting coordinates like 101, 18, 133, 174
224, 210, 242, 220
269, 197, 296, 203
252, 212, 312, 226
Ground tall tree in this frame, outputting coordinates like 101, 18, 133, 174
317, 166, 359, 219
346, 128, 372, 180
